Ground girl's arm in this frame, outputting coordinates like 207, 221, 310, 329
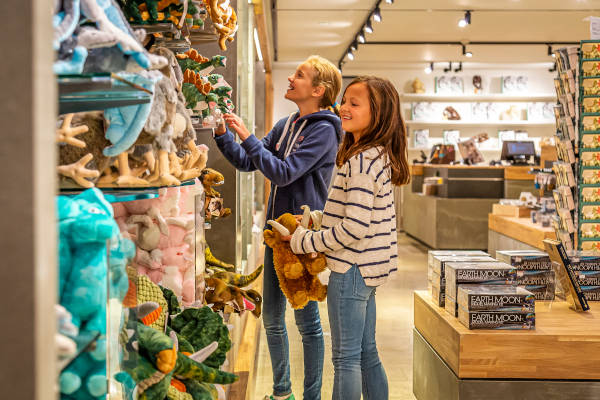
290, 155, 383, 254
240, 121, 338, 187
213, 120, 281, 172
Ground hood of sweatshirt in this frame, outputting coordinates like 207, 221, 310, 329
293, 109, 343, 143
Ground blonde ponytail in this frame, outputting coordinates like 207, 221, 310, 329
304, 55, 342, 116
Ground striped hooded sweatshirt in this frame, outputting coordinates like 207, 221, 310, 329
290, 147, 398, 286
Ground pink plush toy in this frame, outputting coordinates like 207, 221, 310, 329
114, 180, 202, 305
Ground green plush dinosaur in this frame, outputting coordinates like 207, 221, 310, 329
171, 307, 231, 369
178, 56, 226, 74
119, 322, 237, 400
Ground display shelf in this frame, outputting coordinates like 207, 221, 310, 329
58, 331, 101, 372
59, 179, 197, 199
405, 120, 555, 127
401, 93, 556, 102
130, 22, 178, 34
58, 74, 153, 114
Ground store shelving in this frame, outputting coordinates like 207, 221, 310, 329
58, 74, 153, 114
401, 93, 556, 102
405, 120, 555, 127
58, 330, 101, 372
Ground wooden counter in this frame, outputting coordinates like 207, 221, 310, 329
414, 290, 600, 380
411, 164, 535, 181
488, 214, 555, 250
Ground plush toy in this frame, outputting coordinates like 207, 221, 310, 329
204, 245, 235, 272
204, 277, 262, 318
202, 0, 238, 50
200, 168, 231, 219
57, 188, 135, 399
263, 206, 327, 309
207, 264, 263, 288
170, 306, 231, 369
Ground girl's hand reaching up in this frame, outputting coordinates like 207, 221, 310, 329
223, 113, 251, 141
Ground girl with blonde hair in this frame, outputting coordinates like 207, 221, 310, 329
214, 55, 343, 400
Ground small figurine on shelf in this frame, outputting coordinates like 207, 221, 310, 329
200, 168, 231, 220
473, 75, 483, 93
412, 78, 425, 93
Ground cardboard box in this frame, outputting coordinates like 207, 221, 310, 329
445, 262, 517, 300
431, 284, 445, 307
519, 284, 555, 300
517, 270, 556, 285
458, 309, 535, 330
496, 250, 552, 270
577, 270, 600, 286
569, 253, 600, 271
432, 255, 498, 277
445, 296, 458, 317
581, 285, 600, 301
457, 285, 535, 312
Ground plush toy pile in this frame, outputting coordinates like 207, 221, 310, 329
57, 188, 136, 400
113, 180, 203, 305
176, 49, 234, 119
121, 0, 205, 30
202, 0, 238, 50
264, 206, 328, 309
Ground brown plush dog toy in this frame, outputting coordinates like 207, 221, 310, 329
263, 205, 327, 309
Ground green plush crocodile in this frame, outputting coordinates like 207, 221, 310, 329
178, 56, 227, 74
119, 321, 237, 400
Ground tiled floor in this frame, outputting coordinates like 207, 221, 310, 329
251, 233, 429, 400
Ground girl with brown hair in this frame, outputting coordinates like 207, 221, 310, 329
289, 76, 410, 400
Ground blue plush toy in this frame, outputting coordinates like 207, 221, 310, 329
58, 188, 135, 400
103, 71, 162, 157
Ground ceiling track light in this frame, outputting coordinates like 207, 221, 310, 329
462, 44, 473, 58
549, 62, 557, 72
548, 44, 556, 58
347, 49, 354, 61
351, 40, 358, 52
454, 62, 463, 73
425, 62, 434, 74
385, 0, 394, 3
444, 62, 453, 73
357, 31, 365, 43
373, 7, 382, 22
458, 10, 471, 28
365, 20, 373, 34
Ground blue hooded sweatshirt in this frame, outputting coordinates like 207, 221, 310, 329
214, 110, 342, 225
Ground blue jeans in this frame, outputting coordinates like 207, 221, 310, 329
262, 245, 324, 400
328, 265, 389, 400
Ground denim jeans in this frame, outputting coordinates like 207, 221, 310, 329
327, 265, 389, 400
262, 245, 324, 400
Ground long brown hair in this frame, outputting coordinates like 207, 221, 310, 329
336, 76, 410, 186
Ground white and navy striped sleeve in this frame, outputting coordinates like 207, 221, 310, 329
291, 154, 382, 254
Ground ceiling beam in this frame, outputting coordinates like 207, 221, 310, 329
362, 41, 581, 45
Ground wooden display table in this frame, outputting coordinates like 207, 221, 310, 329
488, 214, 556, 255
413, 291, 600, 399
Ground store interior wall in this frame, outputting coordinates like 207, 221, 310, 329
273, 63, 556, 161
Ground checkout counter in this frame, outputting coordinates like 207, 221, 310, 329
403, 164, 540, 250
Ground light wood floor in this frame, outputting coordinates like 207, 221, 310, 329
251, 233, 429, 400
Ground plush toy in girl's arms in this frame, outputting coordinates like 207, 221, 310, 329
263, 205, 327, 309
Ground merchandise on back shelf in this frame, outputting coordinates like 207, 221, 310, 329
444, 262, 517, 316
122, 0, 205, 30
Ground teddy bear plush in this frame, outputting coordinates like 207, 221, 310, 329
263, 205, 327, 309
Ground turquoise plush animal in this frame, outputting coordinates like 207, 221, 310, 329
58, 188, 135, 399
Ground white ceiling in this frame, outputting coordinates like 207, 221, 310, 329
274, 0, 600, 68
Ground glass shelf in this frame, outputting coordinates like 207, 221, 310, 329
130, 22, 178, 34
59, 179, 197, 200
58, 74, 153, 114
58, 330, 101, 372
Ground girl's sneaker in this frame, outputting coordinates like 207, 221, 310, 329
263, 395, 295, 400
